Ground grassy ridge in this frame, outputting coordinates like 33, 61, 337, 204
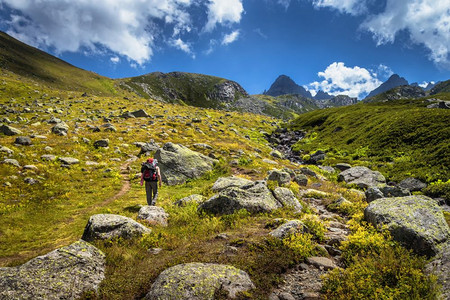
288, 98, 450, 182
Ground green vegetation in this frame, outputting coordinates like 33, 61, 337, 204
288, 99, 450, 182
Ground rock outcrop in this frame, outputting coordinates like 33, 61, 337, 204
338, 166, 386, 189
272, 187, 303, 211
137, 206, 169, 226
269, 220, 305, 240
155, 143, 217, 185
364, 195, 450, 256
145, 263, 255, 299
211, 176, 253, 192
82, 214, 151, 241
199, 180, 281, 215
0, 240, 105, 299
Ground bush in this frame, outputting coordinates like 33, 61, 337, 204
302, 214, 326, 242
322, 246, 439, 300
282, 233, 316, 259
423, 179, 450, 202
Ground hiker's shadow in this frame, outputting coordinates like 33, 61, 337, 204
124, 204, 143, 213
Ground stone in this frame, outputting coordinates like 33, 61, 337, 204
269, 220, 305, 240
273, 187, 303, 211
365, 187, 385, 202
267, 169, 291, 185
41, 154, 56, 161
335, 163, 351, 171
24, 177, 38, 185
14, 136, 32, 146
139, 141, 160, 156
309, 150, 326, 164
2, 159, 20, 167
293, 174, 308, 186
211, 176, 253, 192
364, 195, 450, 256
199, 180, 281, 215
174, 194, 205, 206
263, 158, 278, 165
145, 263, 255, 299
425, 242, 450, 300
154, 143, 218, 185
300, 167, 318, 178
137, 206, 169, 226
270, 150, 283, 159
0, 146, 13, 155
318, 165, 335, 173
193, 143, 213, 150
58, 157, 79, 165
398, 177, 427, 192
94, 139, 109, 149
0, 240, 105, 300
306, 256, 338, 270
338, 166, 386, 188
131, 109, 149, 118
51, 122, 69, 136
81, 214, 151, 241
102, 123, 117, 132
0, 124, 22, 136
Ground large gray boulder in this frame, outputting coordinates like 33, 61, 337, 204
199, 180, 281, 215
0, 124, 22, 136
0, 240, 105, 299
267, 169, 291, 185
269, 220, 305, 240
145, 263, 255, 299
364, 196, 450, 256
137, 206, 169, 226
338, 166, 386, 188
365, 186, 410, 202
174, 194, 205, 206
272, 187, 303, 211
82, 214, 151, 241
51, 122, 69, 136
155, 143, 218, 185
398, 177, 427, 192
211, 176, 253, 192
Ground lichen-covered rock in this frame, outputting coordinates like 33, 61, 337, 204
0, 124, 22, 136
137, 206, 169, 226
82, 214, 151, 241
267, 169, 291, 185
14, 136, 32, 146
174, 194, 205, 206
2, 158, 20, 167
293, 174, 308, 186
364, 196, 450, 256
398, 177, 427, 192
272, 187, 302, 211
0, 240, 105, 299
51, 122, 69, 136
155, 143, 218, 185
211, 176, 253, 192
269, 220, 305, 240
365, 186, 410, 202
93, 139, 109, 149
338, 166, 386, 188
425, 242, 450, 300
58, 157, 79, 165
199, 181, 281, 215
145, 263, 255, 299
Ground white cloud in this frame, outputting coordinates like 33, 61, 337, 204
360, 0, 450, 67
222, 30, 240, 45
277, 0, 291, 10
311, 0, 368, 15
110, 56, 120, 64
306, 62, 383, 99
170, 38, 195, 58
0, 0, 199, 64
204, 0, 244, 31
254, 28, 268, 39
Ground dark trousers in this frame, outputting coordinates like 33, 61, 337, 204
145, 181, 158, 205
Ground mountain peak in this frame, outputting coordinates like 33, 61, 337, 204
365, 74, 408, 99
264, 75, 312, 98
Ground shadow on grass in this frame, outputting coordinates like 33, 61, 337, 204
124, 204, 143, 213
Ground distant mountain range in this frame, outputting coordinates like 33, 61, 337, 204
365, 74, 409, 99
263, 75, 333, 100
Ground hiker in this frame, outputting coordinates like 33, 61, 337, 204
140, 158, 162, 206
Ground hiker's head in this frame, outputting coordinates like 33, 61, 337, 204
147, 158, 154, 163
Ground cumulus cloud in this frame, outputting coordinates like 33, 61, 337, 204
0, 0, 245, 65
110, 56, 120, 64
361, 0, 450, 67
204, 0, 244, 31
311, 0, 368, 15
306, 62, 383, 99
222, 30, 240, 45
277, 0, 292, 10
170, 38, 195, 58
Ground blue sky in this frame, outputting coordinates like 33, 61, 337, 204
0, 0, 449, 98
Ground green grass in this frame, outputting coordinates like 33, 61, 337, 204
288, 98, 450, 183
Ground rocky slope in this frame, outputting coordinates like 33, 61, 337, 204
264, 75, 312, 98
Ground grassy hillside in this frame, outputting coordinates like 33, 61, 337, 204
0, 31, 119, 95
431, 79, 450, 94
288, 97, 450, 183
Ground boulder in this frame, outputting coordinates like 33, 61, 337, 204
211, 176, 253, 192
1, 124, 22, 136
426, 242, 450, 300
364, 196, 450, 256
131, 109, 149, 118
174, 194, 205, 206
306, 256, 338, 270
0, 240, 105, 299
309, 150, 326, 164
0, 145, 13, 155
300, 167, 318, 178
335, 163, 351, 171
199, 180, 281, 215
154, 143, 218, 185
138, 141, 160, 156
293, 174, 308, 186
398, 177, 427, 192
51, 122, 69, 136
94, 139, 109, 149
82, 214, 151, 241
14, 136, 32, 146
267, 169, 291, 185
2, 159, 20, 167
145, 263, 255, 299
58, 157, 79, 165
269, 220, 305, 240
137, 206, 169, 226
272, 187, 303, 211
365, 186, 410, 203
338, 166, 386, 188
41, 154, 57, 161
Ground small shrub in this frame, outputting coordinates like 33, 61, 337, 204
302, 214, 326, 242
282, 233, 316, 259
423, 179, 450, 202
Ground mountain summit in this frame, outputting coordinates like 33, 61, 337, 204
264, 75, 312, 98
365, 74, 409, 99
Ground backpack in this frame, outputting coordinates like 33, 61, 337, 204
141, 160, 158, 182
